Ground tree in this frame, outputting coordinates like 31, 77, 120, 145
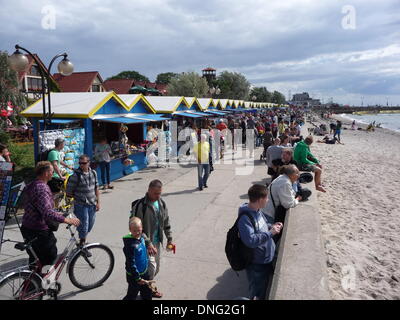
156, 72, 178, 85
215, 71, 250, 100
0, 51, 27, 128
250, 86, 272, 102
107, 70, 149, 82
167, 72, 209, 97
271, 90, 286, 104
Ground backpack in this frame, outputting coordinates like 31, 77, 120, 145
38, 148, 55, 162
130, 197, 166, 219
225, 212, 257, 272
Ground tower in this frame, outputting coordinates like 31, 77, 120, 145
202, 67, 216, 85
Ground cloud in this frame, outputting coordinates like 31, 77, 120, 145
0, 0, 399, 105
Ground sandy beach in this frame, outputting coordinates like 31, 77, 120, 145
309, 114, 400, 299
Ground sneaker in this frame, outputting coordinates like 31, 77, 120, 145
102, 186, 107, 190
198, 187, 203, 191
204, 185, 208, 188
107, 185, 114, 189
152, 290, 163, 298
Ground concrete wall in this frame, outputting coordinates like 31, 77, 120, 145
268, 182, 331, 300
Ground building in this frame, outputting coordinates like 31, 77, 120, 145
103, 79, 168, 96
17, 54, 60, 100
291, 92, 321, 107
53, 71, 106, 92
202, 67, 216, 84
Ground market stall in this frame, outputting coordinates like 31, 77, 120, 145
21, 92, 169, 182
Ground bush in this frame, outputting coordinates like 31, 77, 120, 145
0, 130, 11, 145
8, 143, 35, 185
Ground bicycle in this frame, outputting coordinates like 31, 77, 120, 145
0, 213, 115, 300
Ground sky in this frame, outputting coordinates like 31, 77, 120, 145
1, 0, 399, 106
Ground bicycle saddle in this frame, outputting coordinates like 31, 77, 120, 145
14, 242, 27, 251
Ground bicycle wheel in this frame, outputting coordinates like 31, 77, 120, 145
68, 244, 114, 290
0, 271, 43, 300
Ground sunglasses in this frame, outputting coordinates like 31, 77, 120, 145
79, 161, 89, 165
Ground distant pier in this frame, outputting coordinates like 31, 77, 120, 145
313, 106, 400, 114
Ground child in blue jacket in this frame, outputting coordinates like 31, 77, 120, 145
122, 217, 152, 300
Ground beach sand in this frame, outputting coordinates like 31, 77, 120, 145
309, 114, 400, 300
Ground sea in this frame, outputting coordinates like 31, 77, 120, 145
340, 113, 400, 133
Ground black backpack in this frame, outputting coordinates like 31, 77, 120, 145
225, 212, 257, 272
130, 197, 166, 219
38, 148, 54, 162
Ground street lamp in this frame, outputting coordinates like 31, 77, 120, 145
47, 53, 74, 124
8, 44, 74, 129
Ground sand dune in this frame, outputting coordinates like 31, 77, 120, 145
309, 115, 400, 300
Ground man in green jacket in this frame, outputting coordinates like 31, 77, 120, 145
294, 136, 326, 192
130, 179, 175, 298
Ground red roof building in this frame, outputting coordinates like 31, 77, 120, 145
53, 71, 106, 92
103, 79, 135, 94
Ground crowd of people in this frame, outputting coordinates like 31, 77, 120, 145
5, 105, 346, 300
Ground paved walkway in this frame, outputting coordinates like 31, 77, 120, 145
0, 147, 267, 300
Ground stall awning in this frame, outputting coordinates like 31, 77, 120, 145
173, 112, 203, 118
127, 114, 169, 122
98, 117, 151, 124
39, 119, 78, 124
205, 111, 226, 116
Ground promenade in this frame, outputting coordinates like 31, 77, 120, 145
1, 147, 268, 300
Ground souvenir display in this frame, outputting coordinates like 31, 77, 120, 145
40, 128, 85, 175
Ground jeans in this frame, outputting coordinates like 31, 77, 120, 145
197, 164, 210, 188
74, 203, 96, 240
245, 263, 274, 300
123, 272, 152, 300
99, 161, 111, 185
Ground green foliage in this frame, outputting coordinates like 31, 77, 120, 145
167, 72, 209, 97
216, 71, 250, 100
271, 90, 286, 104
0, 51, 27, 117
156, 72, 178, 85
0, 130, 11, 145
8, 143, 35, 169
8, 142, 35, 184
250, 87, 272, 102
107, 70, 150, 82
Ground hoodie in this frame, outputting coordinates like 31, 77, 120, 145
237, 204, 276, 265
293, 140, 319, 166
123, 234, 148, 281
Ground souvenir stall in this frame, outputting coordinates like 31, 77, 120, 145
21, 92, 168, 182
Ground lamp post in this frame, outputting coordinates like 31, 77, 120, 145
47, 53, 74, 123
8, 44, 74, 130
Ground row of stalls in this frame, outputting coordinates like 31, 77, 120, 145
21, 92, 280, 182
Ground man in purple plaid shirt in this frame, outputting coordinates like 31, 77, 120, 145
21, 161, 80, 267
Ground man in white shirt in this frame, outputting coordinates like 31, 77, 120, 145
262, 164, 302, 223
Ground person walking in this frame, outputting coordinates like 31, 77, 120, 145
66, 154, 100, 248
21, 161, 80, 268
333, 120, 342, 143
193, 134, 210, 191
122, 217, 153, 300
130, 180, 175, 298
94, 137, 114, 190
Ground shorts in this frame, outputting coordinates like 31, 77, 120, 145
298, 164, 316, 172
